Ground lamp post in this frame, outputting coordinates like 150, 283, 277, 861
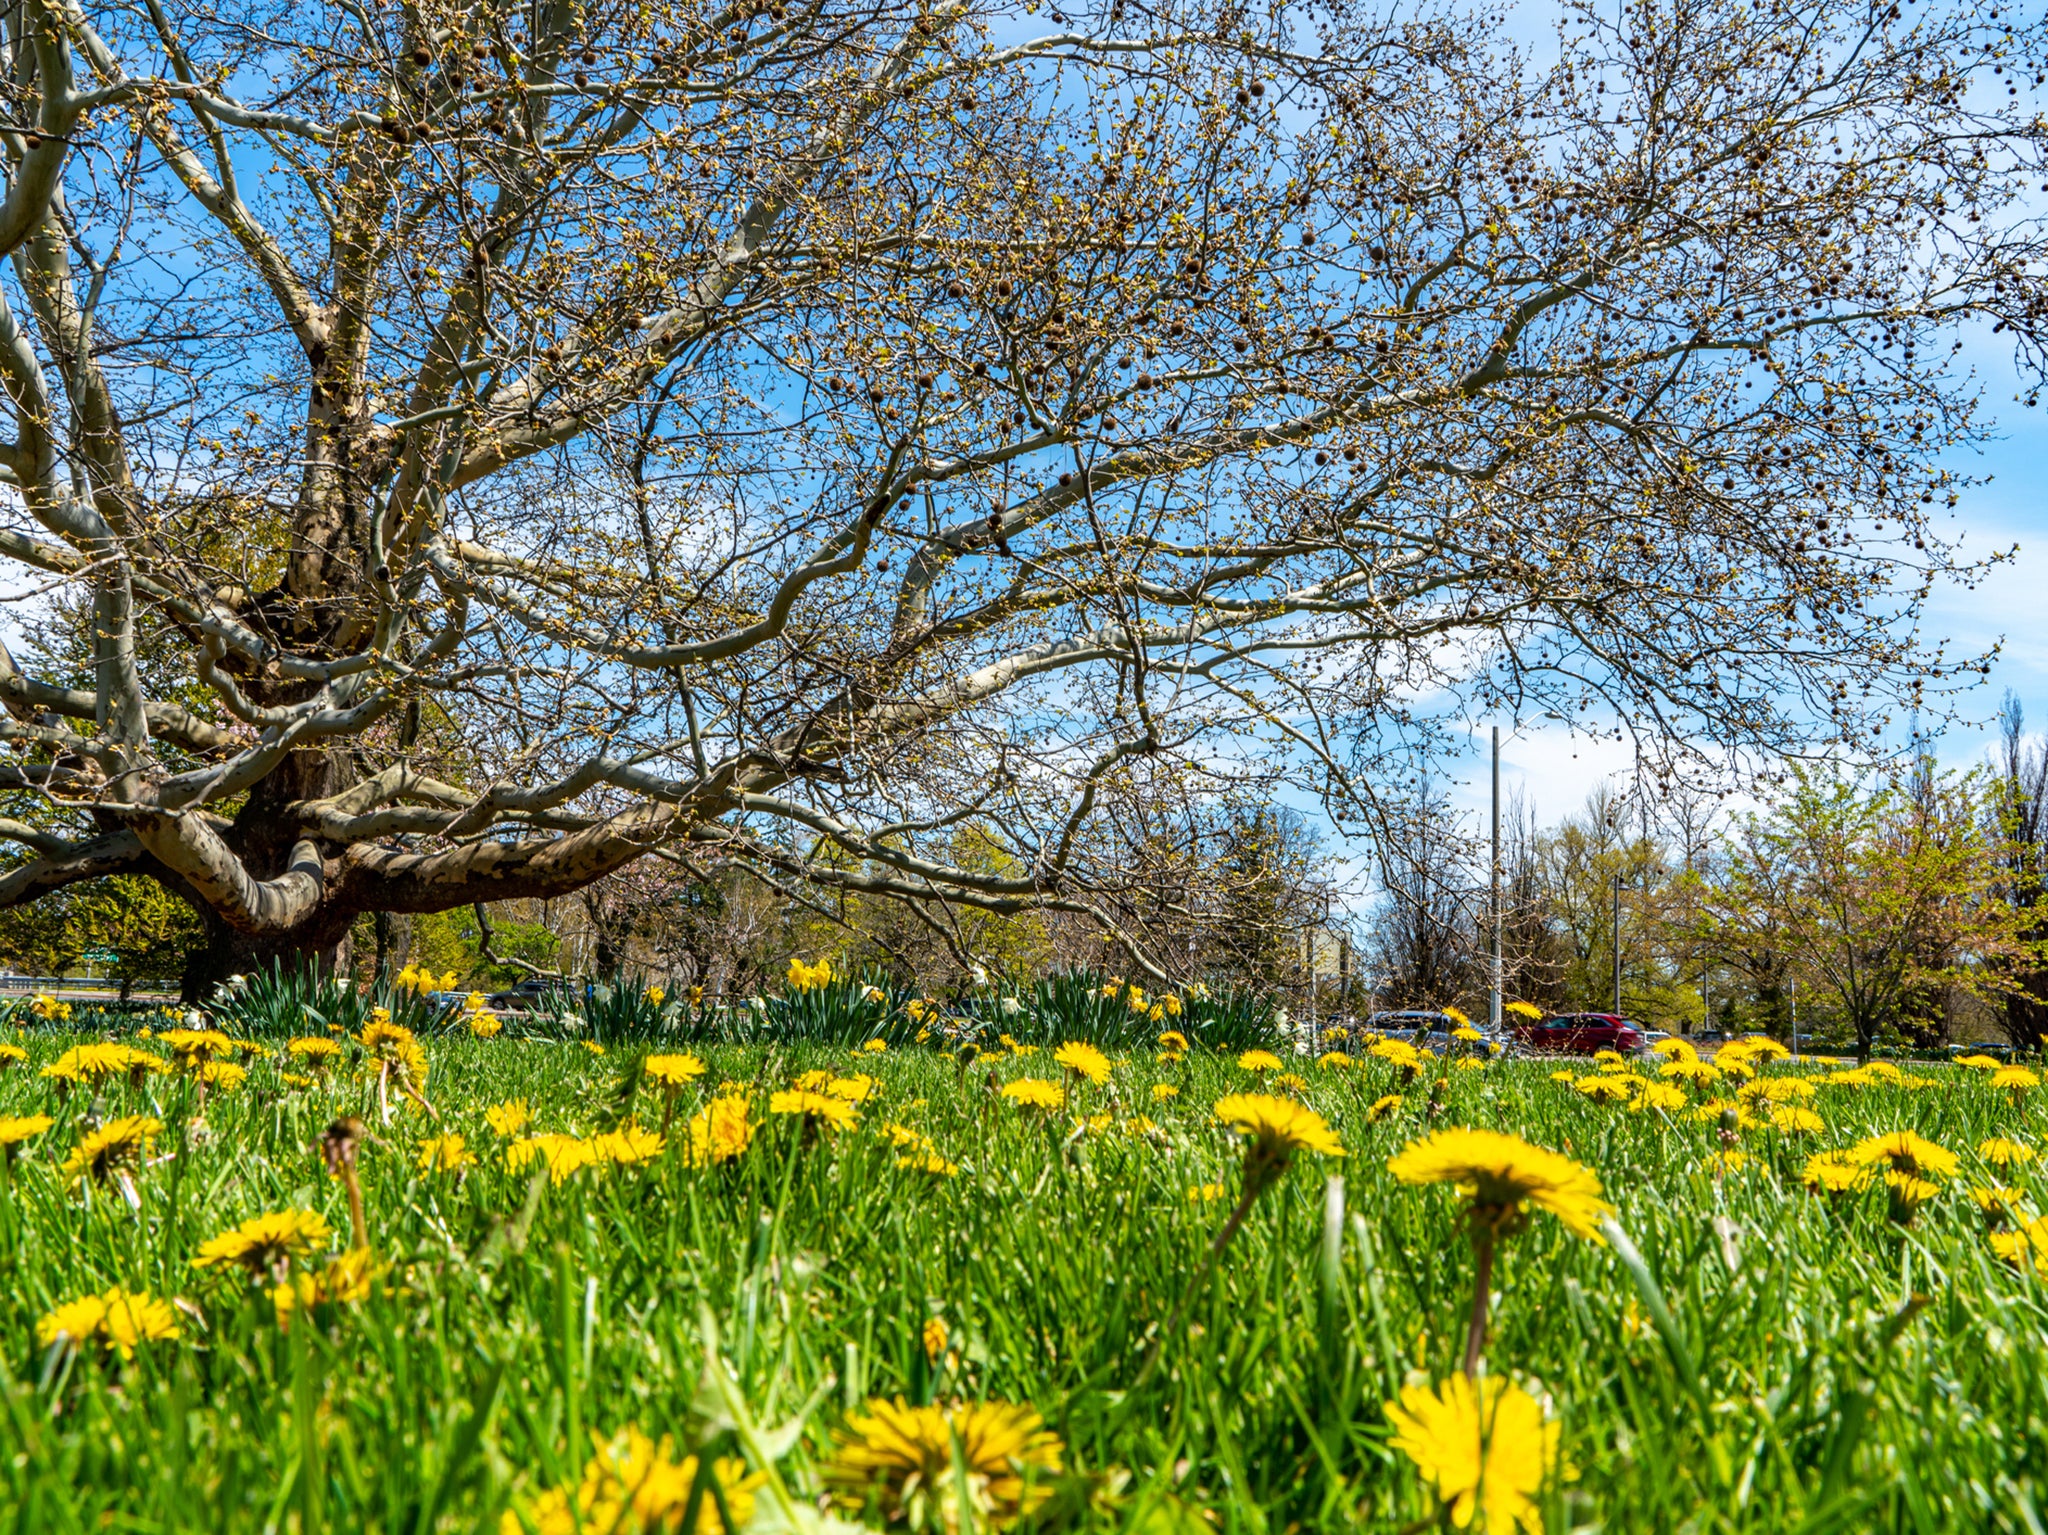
1611, 872, 1623, 1017
1490, 726, 1502, 1034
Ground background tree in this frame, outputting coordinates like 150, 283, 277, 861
0, 0, 2039, 995
1697, 764, 2030, 1061
1990, 698, 2048, 1051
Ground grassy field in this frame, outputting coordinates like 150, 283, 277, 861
1, 1022, 2045, 1534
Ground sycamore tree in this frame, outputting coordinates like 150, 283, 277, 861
0, 0, 2042, 992
1697, 765, 2033, 1059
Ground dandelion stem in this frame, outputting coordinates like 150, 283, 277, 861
1120, 1156, 1272, 1411
1463, 1222, 1495, 1380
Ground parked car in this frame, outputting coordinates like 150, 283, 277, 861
484, 977, 581, 1014
1364, 1010, 1508, 1058
1506, 1012, 1645, 1055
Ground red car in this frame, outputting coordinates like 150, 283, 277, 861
1507, 1012, 1645, 1055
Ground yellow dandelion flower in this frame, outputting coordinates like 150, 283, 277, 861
273, 1246, 381, 1325
200, 1060, 247, 1092
688, 1095, 754, 1166
1573, 1075, 1636, 1105
1052, 1042, 1112, 1084
1768, 1106, 1825, 1135
1157, 1030, 1189, 1052
1386, 1373, 1570, 1535
1318, 1051, 1354, 1070
416, 1134, 474, 1174
287, 1036, 342, 1063
1882, 1168, 1941, 1221
898, 1151, 959, 1176
1850, 1131, 1959, 1182
1993, 1065, 2040, 1093
62, 1116, 163, 1185
589, 1124, 665, 1167
42, 1043, 161, 1086
1989, 1215, 2048, 1278
1370, 1038, 1425, 1074
194, 1209, 334, 1277
502, 1425, 763, 1535
1212, 1093, 1345, 1160
508, 1134, 598, 1184
1970, 1185, 2028, 1228
1650, 1038, 1698, 1061
1658, 1059, 1723, 1088
770, 1090, 858, 1130
999, 1078, 1065, 1112
1955, 1053, 2004, 1071
0, 1112, 53, 1148
1189, 1182, 1227, 1202
1368, 1093, 1404, 1121
1801, 1151, 1870, 1195
1387, 1129, 1612, 1242
823, 1397, 1062, 1530
1632, 1083, 1689, 1113
485, 1099, 533, 1137
1152, 1083, 1181, 1102
37, 1288, 181, 1359
828, 1073, 879, 1103
1739, 1076, 1817, 1104
1237, 1049, 1282, 1072
644, 1053, 708, 1088
1979, 1137, 2036, 1168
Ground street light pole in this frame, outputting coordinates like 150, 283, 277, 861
1490, 726, 1502, 1033
1611, 872, 1623, 1016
